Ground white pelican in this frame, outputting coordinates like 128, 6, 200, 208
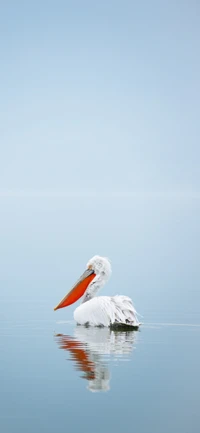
54, 255, 140, 328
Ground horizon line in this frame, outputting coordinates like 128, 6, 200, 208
0, 189, 200, 199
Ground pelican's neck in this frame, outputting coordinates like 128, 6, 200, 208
81, 275, 106, 304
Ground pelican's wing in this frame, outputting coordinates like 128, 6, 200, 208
74, 297, 112, 326
111, 295, 140, 327
74, 296, 140, 327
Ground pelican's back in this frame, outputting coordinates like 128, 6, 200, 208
74, 295, 140, 328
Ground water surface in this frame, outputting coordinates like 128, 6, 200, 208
0, 196, 200, 432
1, 299, 200, 433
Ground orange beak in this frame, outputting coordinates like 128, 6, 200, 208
54, 268, 96, 311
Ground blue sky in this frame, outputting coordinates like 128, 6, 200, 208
0, 1, 200, 322
0, 0, 199, 195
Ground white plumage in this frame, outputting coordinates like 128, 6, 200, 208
54, 255, 140, 328
74, 256, 140, 328
74, 295, 140, 327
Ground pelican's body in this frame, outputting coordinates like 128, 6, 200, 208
54, 256, 140, 328
74, 296, 139, 327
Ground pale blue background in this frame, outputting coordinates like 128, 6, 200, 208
0, 3, 200, 432
0, 0, 199, 192
0, 0, 199, 321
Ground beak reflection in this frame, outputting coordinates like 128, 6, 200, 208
55, 326, 137, 392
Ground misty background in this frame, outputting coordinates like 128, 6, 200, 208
0, 1, 199, 324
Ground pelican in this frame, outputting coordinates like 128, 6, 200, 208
54, 255, 140, 328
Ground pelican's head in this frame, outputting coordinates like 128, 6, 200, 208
87, 255, 112, 281
54, 255, 112, 311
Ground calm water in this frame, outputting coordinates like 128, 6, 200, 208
0, 196, 200, 432
0, 300, 200, 433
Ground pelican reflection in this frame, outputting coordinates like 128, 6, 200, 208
55, 326, 138, 392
